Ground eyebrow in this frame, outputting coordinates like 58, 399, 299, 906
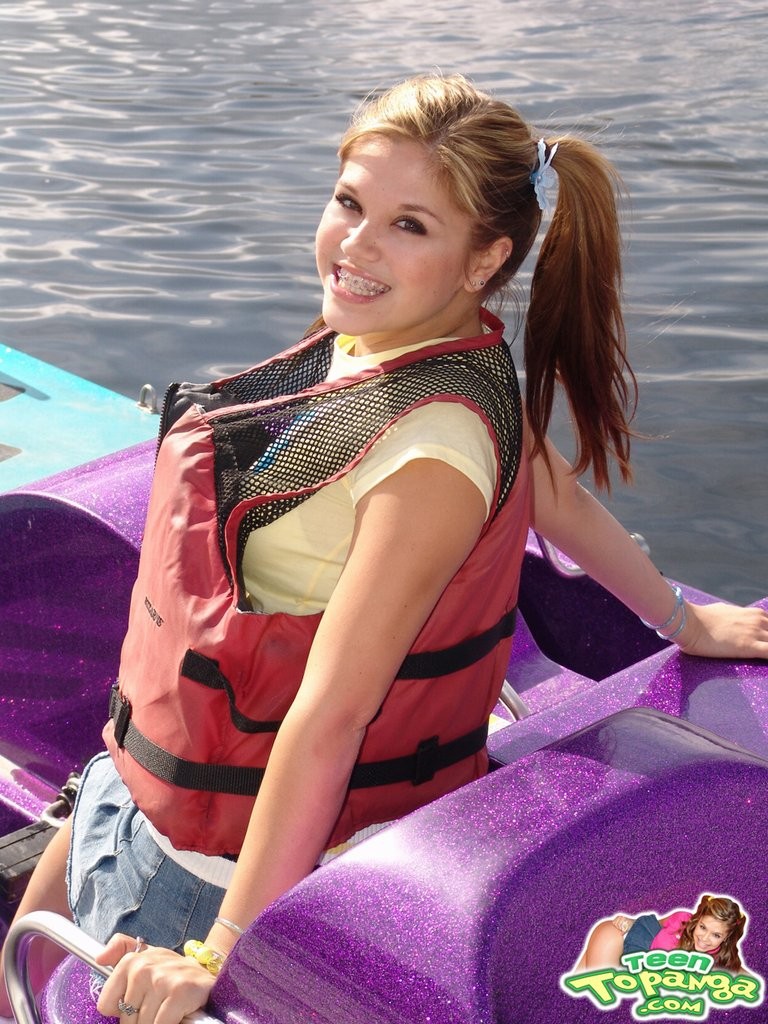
400, 202, 445, 225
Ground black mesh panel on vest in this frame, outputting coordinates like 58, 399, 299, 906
197, 333, 522, 578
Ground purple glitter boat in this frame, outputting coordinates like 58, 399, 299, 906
1, 436, 767, 1023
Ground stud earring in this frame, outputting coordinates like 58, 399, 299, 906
473, 279, 486, 289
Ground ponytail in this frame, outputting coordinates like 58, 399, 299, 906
525, 136, 637, 490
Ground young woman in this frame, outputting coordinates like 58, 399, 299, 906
1, 73, 766, 1024
576, 894, 747, 972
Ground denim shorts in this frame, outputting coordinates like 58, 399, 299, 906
67, 753, 226, 951
623, 914, 663, 954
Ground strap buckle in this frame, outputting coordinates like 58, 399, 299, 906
110, 684, 133, 748
412, 736, 440, 786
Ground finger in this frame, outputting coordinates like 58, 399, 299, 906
97, 941, 154, 1014
103, 984, 160, 1023
97, 963, 134, 1016
151, 973, 217, 1024
98, 957, 155, 1020
96, 932, 145, 967
130, 985, 163, 1024
99, 955, 216, 1024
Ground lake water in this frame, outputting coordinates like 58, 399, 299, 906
0, 0, 765, 603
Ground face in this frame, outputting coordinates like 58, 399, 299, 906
315, 136, 486, 354
693, 915, 728, 953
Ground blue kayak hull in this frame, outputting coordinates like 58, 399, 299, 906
0, 345, 158, 492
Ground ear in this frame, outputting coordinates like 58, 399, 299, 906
465, 237, 513, 292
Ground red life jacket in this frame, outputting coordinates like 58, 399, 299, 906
105, 314, 530, 855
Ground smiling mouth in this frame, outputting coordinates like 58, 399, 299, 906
336, 266, 389, 297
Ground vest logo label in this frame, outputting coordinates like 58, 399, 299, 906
144, 595, 164, 627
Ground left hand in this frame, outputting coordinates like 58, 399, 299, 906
675, 602, 768, 660
611, 914, 634, 934
96, 935, 216, 1024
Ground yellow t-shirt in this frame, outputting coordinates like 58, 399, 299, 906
241, 334, 498, 614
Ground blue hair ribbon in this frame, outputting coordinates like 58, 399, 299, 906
530, 138, 559, 213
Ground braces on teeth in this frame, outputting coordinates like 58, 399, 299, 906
338, 268, 387, 296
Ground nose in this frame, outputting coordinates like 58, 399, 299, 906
340, 218, 379, 260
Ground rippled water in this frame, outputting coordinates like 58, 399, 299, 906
0, 0, 766, 601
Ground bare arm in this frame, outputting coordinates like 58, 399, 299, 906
96, 458, 487, 1023
531, 436, 768, 659
211, 458, 487, 926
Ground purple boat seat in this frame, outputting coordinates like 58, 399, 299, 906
495, 539, 683, 719
36, 709, 766, 1024
491, 595, 768, 766
515, 542, 669, 680
41, 957, 117, 1024
0, 442, 152, 813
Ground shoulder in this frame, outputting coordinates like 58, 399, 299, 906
348, 401, 497, 518
662, 911, 692, 928
659, 910, 692, 937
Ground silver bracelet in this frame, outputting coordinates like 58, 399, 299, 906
640, 583, 684, 636
659, 599, 688, 641
214, 916, 245, 938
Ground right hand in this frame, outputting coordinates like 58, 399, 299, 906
96, 935, 217, 1024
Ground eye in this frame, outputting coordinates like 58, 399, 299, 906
394, 216, 427, 235
335, 191, 361, 213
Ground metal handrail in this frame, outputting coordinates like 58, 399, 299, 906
535, 531, 650, 579
534, 533, 586, 578
38, 773, 81, 829
3, 911, 222, 1024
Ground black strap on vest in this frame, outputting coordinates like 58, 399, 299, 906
109, 686, 487, 794
109, 605, 514, 795
179, 650, 282, 733
349, 723, 488, 788
398, 607, 516, 679
176, 608, 516, 734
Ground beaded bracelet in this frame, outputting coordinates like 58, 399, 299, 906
183, 939, 226, 977
640, 583, 687, 640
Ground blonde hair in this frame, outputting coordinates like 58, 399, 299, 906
337, 73, 636, 489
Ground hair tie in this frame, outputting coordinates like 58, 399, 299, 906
530, 138, 559, 212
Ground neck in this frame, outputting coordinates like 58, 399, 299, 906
349, 310, 485, 358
